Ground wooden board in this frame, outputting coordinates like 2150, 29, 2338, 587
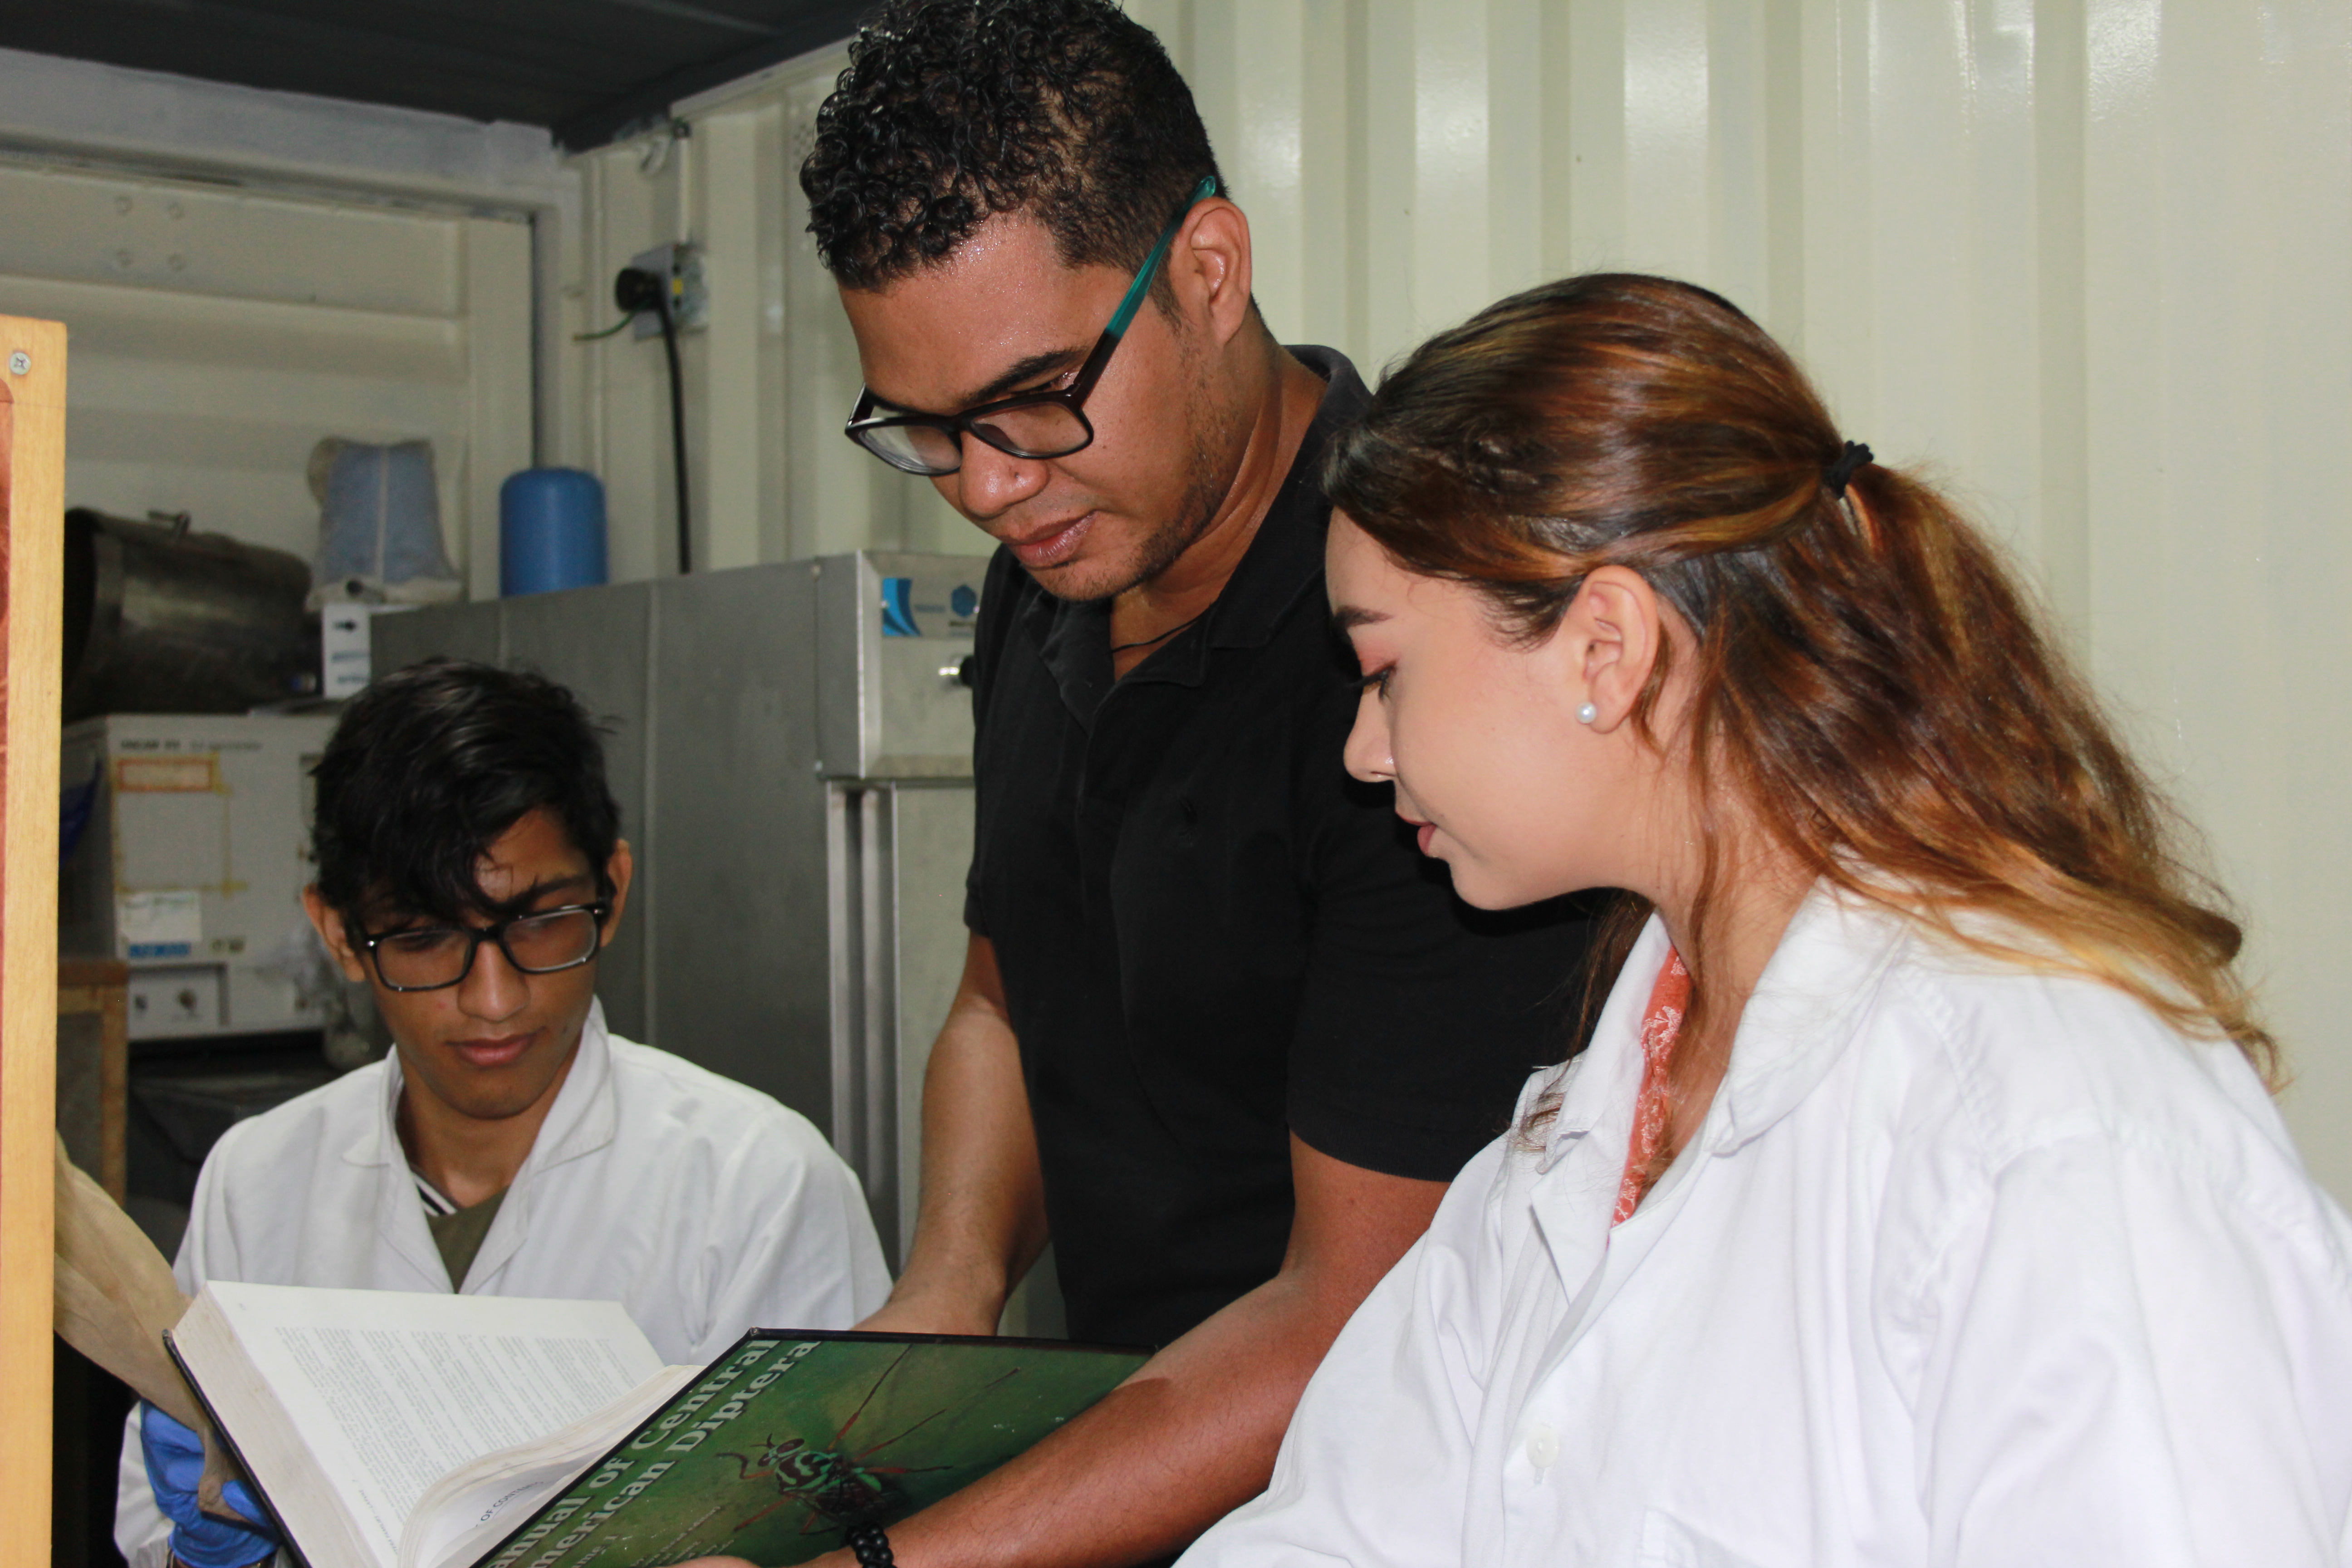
0, 316, 66, 1564
57, 957, 129, 1203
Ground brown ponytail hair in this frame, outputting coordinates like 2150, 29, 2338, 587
1328, 274, 2274, 1091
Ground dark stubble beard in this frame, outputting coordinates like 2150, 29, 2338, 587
1083, 344, 1251, 603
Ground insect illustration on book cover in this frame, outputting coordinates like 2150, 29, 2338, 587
484, 1335, 1144, 1568
718, 1347, 1011, 1535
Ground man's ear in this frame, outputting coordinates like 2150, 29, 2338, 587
1569, 565, 1667, 733
303, 885, 370, 984
601, 839, 635, 939
1172, 198, 1254, 348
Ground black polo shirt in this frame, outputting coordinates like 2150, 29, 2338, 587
964, 347, 1596, 1348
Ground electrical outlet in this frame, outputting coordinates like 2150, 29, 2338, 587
628, 241, 708, 338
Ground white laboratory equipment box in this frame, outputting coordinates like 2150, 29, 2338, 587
60, 713, 338, 1041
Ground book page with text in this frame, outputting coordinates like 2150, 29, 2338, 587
399, 1364, 702, 1568
206, 1284, 661, 1568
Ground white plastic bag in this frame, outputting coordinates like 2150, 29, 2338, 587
307, 437, 462, 608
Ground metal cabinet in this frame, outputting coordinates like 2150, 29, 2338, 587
372, 554, 986, 1275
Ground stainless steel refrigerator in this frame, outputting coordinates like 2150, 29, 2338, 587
370, 554, 1057, 1325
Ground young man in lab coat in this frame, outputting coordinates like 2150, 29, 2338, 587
116, 658, 890, 1568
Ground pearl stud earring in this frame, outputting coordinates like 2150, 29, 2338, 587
1577, 702, 1598, 725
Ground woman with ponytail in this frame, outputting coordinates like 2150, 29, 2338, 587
1179, 275, 2352, 1567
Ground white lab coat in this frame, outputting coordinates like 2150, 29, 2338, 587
117, 1000, 890, 1568
1183, 890, 2352, 1568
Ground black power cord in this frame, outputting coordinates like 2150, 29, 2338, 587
612, 265, 692, 575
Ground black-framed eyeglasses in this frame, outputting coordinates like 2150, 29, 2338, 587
843, 176, 1221, 477
354, 902, 612, 993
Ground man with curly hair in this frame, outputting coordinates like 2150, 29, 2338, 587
784, 2, 1597, 1563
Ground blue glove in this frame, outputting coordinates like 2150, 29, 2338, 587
138, 1402, 279, 1568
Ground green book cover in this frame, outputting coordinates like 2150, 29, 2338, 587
480, 1332, 1148, 1568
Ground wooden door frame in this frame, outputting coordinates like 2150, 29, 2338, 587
1, 315, 67, 1562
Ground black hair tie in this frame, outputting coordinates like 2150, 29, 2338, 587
1825, 441, 1874, 498
847, 1523, 895, 1568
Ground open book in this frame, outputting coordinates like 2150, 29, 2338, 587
168, 1282, 1149, 1568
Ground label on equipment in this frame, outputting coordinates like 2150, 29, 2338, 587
119, 890, 202, 960
882, 577, 922, 637
118, 756, 218, 792
323, 605, 372, 699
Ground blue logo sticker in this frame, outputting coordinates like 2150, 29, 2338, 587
950, 583, 979, 618
881, 577, 921, 637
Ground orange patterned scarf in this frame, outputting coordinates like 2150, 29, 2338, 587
1613, 949, 1691, 1225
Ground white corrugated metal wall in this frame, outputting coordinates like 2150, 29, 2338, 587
0, 47, 571, 597
568, 0, 2352, 1199
0, 162, 533, 585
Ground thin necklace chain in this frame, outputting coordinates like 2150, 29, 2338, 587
1109, 610, 1206, 655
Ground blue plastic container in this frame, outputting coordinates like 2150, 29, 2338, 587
500, 468, 608, 596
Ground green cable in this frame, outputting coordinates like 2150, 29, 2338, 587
573, 312, 640, 343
